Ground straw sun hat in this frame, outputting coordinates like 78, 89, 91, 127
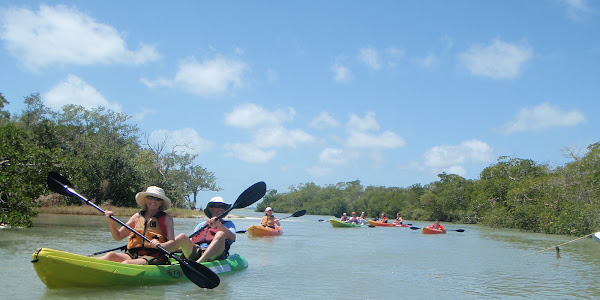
135, 186, 172, 211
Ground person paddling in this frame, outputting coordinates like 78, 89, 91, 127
340, 213, 348, 222
359, 212, 368, 225
259, 207, 280, 228
392, 212, 403, 225
98, 186, 174, 265
158, 197, 236, 263
428, 219, 445, 231
348, 212, 361, 224
379, 213, 388, 223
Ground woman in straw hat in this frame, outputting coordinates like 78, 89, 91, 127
158, 196, 236, 263
97, 186, 174, 265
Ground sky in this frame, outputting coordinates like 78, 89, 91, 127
1, 1, 598, 209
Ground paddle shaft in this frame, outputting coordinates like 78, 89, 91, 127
89, 245, 126, 256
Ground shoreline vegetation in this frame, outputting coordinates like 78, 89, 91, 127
35, 205, 247, 219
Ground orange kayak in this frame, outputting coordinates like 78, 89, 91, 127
367, 220, 409, 227
421, 226, 446, 234
247, 225, 283, 236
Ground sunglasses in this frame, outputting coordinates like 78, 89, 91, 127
146, 196, 163, 201
211, 204, 227, 209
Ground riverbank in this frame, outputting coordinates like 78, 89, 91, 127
35, 205, 248, 218
36, 205, 205, 218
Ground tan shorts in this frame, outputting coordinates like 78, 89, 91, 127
185, 243, 230, 261
186, 244, 204, 261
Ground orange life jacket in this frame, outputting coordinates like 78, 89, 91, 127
260, 215, 277, 228
127, 211, 167, 250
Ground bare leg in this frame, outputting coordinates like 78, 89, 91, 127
160, 233, 195, 257
121, 258, 149, 264
198, 231, 227, 263
97, 251, 131, 262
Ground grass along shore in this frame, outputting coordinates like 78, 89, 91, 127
36, 205, 247, 218
37, 205, 205, 218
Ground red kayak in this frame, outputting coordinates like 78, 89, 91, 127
421, 226, 446, 234
368, 220, 409, 227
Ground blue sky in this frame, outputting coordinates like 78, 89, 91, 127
1, 1, 597, 209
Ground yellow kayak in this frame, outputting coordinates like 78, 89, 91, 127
247, 225, 283, 236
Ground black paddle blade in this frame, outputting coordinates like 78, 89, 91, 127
293, 209, 307, 217
233, 181, 266, 209
180, 259, 220, 289
409, 227, 420, 230
47, 172, 74, 196
454, 229, 465, 232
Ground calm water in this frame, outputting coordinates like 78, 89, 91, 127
1, 209, 599, 299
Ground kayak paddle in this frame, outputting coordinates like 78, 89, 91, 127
88, 245, 126, 257
189, 181, 266, 238
47, 172, 221, 289
409, 226, 465, 232
236, 209, 306, 233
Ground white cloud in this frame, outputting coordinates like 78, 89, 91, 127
257, 126, 316, 149
318, 148, 349, 166
310, 112, 341, 129
223, 143, 276, 163
358, 47, 382, 70
345, 112, 406, 149
560, 0, 592, 21
346, 131, 405, 149
458, 39, 533, 79
149, 128, 213, 155
0, 5, 159, 71
306, 165, 332, 177
331, 62, 352, 83
223, 103, 315, 163
133, 107, 158, 122
387, 46, 406, 58
422, 140, 494, 176
501, 102, 586, 134
225, 103, 295, 129
43, 74, 121, 112
142, 56, 248, 97
347, 112, 380, 132
410, 53, 436, 68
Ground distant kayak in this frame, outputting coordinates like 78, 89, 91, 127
421, 227, 446, 234
594, 232, 600, 244
329, 219, 361, 228
247, 225, 283, 236
367, 220, 409, 227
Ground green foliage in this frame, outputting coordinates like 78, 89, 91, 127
0, 122, 54, 226
1, 92, 220, 226
263, 150, 600, 236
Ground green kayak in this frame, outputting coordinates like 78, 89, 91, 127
31, 247, 247, 289
329, 218, 361, 227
